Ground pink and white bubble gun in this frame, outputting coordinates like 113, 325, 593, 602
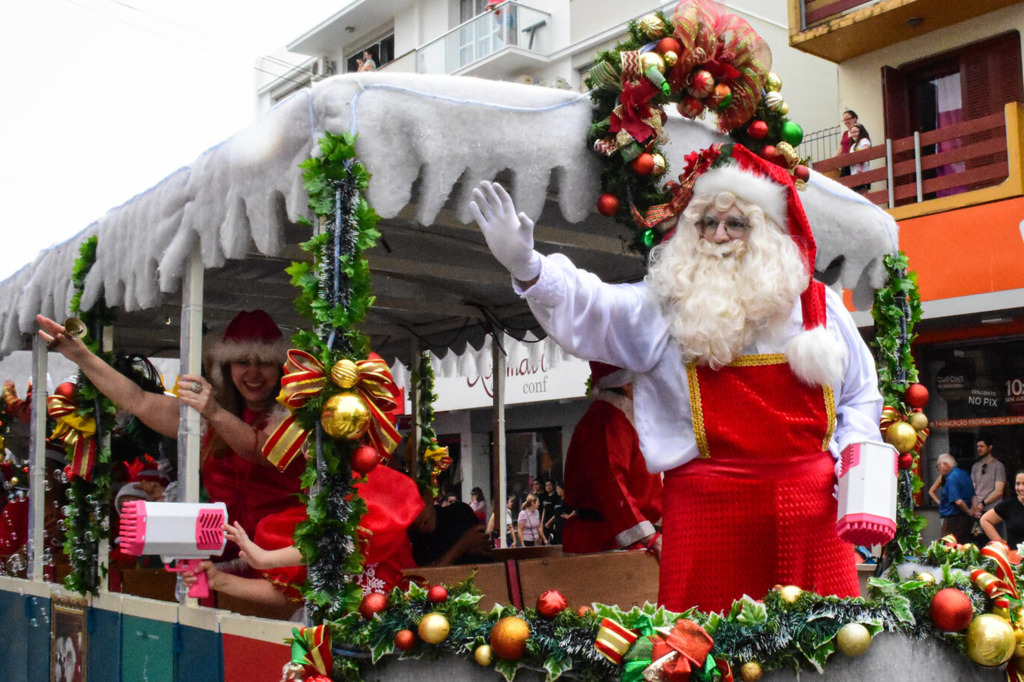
117, 501, 227, 598
836, 441, 898, 546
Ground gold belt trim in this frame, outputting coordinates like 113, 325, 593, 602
686, 354, 837, 459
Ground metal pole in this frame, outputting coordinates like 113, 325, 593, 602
491, 334, 507, 548
27, 335, 47, 581
97, 324, 113, 592
913, 131, 924, 204
886, 139, 895, 209
410, 338, 422, 479
178, 242, 204, 504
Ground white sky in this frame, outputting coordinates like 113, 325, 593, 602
0, 0, 341, 281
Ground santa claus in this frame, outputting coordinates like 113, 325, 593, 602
470, 144, 885, 613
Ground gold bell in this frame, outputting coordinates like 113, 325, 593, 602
62, 317, 88, 340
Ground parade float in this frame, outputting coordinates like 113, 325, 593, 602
1, 1, 1017, 681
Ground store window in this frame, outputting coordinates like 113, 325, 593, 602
918, 338, 1024, 496
505, 427, 563, 499
345, 33, 395, 73
881, 31, 1023, 201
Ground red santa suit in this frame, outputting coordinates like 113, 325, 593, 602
563, 366, 662, 553
510, 145, 884, 613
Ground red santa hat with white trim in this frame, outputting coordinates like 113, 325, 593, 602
205, 310, 289, 392
688, 143, 845, 387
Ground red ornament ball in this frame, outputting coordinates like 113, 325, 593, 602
655, 37, 682, 56
536, 590, 567, 619
760, 145, 777, 162
350, 445, 381, 475
931, 588, 974, 632
54, 382, 76, 399
898, 453, 915, 470
597, 193, 620, 217
677, 94, 704, 119
746, 120, 769, 140
794, 165, 811, 182
359, 591, 388, 619
905, 383, 929, 409
631, 153, 656, 176
394, 629, 416, 651
427, 585, 448, 603
576, 605, 594, 617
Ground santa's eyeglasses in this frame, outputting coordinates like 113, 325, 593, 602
696, 214, 751, 238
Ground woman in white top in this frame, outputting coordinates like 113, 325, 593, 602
517, 494, 547, 547
848, 124, 872, 192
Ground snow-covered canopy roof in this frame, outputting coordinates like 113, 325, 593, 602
0, 72, 898, 366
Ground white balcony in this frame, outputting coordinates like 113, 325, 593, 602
416, 1, 550, 78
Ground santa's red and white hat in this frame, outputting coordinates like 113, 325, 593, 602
589, 361, 633, 390
205, 310, 289, 390
686, 144, 843, 386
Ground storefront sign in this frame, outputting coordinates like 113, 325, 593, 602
433, 353, 590, 412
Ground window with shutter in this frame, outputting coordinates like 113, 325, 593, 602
881, 31, 1023, 201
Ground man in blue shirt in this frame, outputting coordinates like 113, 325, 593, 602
930, 453, 976, 544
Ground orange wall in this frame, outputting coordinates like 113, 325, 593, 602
898, 196, 1024, 301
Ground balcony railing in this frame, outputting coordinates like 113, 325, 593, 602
810, 102, 1024, 221
415, 1, 550, 76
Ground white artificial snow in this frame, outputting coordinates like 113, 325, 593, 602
0, 72, 897, 359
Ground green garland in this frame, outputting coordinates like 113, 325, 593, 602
414, 350, 441, 495
872, 252, 926, 565
327, 537, 1014, 681
288, 131, 382, 621
61, 235, 118, 595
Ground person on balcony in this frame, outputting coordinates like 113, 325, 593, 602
833, 110, 858, 177
847, 124, 872, 193
469, 143, 885, 614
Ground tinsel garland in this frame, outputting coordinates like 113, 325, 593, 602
414, 350, 441, 494
61, 236, 118, 595
872, 252, 926, 565
288, 131, 381, 622
585, 13, 677, 254
326, 538, 1016, 682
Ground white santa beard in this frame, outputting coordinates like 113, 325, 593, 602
648, 226, 808, 368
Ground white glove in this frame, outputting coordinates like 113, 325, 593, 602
469, 181, 541, 282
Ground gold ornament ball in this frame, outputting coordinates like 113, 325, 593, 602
9, 476, 17, 487
651, 154, 667, 176
739, 661, 763, 681
418, 612, 450, 645
966, 614, 1016, 667
320, 392, 371, 440
778, 585, 803, 604
1014, 628, 1024, 659
778, 101, 790, 116
662, 51, 678, 68
765, 72, 783, 93
329, 359, 359, 388
474, 644, 493, 666
640, 52, 666, 75
885, 421, 918, 454
916, 571, 936, 583
638, 14, 665, 39
836, 623, 872, 657
490, 616, 531, 660
907, 411, 929, 431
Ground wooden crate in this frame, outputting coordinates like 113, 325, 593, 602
517, 551, 659, 610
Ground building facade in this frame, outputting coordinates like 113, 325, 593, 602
789, 0, 1024, 497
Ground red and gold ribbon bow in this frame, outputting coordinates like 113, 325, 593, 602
647, 619, 718, 682
631, 145, 724, 232
47, 395, 97, 481
594, 618, 639, 665
264, 350, 401, 471
973, 542, 1021, 619
423, 440, 452, 473
290, 625, 332, 678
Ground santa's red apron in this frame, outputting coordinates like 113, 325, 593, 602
658, 354, 859, 613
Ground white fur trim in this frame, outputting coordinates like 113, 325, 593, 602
204, 337, 289, 391
692, 164, 787, 227
594, 367, 633, 389
785, 326, 846, 387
